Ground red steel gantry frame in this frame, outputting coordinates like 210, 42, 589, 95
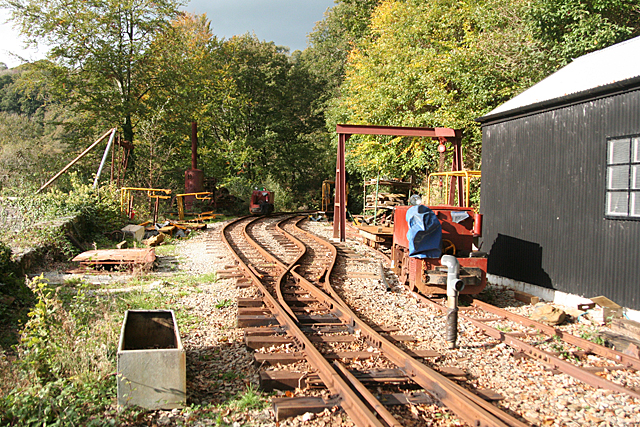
333, 124, 463, 241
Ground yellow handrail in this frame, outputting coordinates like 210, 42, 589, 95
120, 187, 172, 216
427, 170, 481, 208
175, 192, 212, 220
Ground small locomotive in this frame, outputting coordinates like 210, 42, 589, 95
392, 204, 487, 295
250, 188, 274, 215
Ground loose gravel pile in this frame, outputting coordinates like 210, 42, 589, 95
148, 219, 639, 427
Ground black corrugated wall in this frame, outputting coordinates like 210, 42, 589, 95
480, 89, 640, 310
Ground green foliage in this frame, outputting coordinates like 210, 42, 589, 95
230, 384, 268, 411
215, 299, 233, 309
3, 0, 639, 214
0, 275, 118, 426
0, 377, 116, 427
0, 64, 71, 191
579, 326, 606, 346
529, 0, 640, 66
4, 0, 184, 150
0, 178, 125, 253
0, 271, 225, 426
0, 241, 11, 276
328, 0, 552, 184
304, 0, 383, 95
0, 64, 48, 118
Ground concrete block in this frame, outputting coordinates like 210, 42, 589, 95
121, 224, 145, 242
117, 310, 186, 410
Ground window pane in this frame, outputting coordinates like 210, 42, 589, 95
608, 165, 629, 189
632, 192, 640, 217
633, 137, 640, 163
633, 165, 640, 190
607, 191, 628, 215
609, 138, 630, 164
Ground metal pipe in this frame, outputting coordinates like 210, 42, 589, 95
373, 171, 380, 225
441, 255, 464, 348
473, 213, 483, 237
93, 129, 117, 189
191, 121, 198, 170
37, 128, 116, 193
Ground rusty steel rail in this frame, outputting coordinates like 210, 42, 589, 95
221, 216, 387, 427
468, 298, 640, 371
413, 293, 640, 399
286, 218, 527, 427
342, 217, 640, 398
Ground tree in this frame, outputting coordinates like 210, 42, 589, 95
3, 0, 184, 149
327, 0, 552, 181
134, 13, 229, 190
303, 0, 382, 97
529, 0, 640, 66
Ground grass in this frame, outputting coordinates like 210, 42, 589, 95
0, 270, 239, 426
495, 325, 512, 333
153, 240, 178, 256
231, 384, 268, 411
579, 326, 606, 346
215, 299, 234, 309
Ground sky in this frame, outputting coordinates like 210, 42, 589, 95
0, 0, 335, 69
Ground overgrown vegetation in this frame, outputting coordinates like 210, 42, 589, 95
0, 177, 125, 254
0, 272, 269, 426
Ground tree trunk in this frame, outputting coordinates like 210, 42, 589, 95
123, 114, 135, 171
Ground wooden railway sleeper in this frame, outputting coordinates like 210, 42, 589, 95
285, 221, 526, 427
418, 294, 640, 400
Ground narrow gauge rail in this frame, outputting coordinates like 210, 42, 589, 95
222, 215, 528, 427
348, 223, 640, 400
413, 294, 640, 399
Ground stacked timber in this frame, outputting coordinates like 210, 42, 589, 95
365, 192, 407, 208
361, 210, 393, 227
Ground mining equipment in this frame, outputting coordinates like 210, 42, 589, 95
391, 171, 486, 295
250, 188, 274, 215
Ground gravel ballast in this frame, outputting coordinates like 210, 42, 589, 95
159, 219, 640, 426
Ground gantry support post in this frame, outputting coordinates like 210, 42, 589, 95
333, 133, 348, 241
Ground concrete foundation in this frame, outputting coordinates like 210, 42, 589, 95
117, 310, 186, 409
488, 274, 640, 323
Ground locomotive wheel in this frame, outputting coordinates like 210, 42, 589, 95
442, 239, 456, 255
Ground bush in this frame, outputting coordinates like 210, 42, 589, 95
0, 176, 126, 252
0, 276, 118, 426
0, 241, 12, 278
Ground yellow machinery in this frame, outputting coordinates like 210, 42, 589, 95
176, 192, 213, 220
426, 170, 481, 208
120, 187, 172, 222
321, 180, 348, 213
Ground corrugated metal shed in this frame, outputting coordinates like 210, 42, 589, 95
477, 36, 640, 311
480, 36, 640, 123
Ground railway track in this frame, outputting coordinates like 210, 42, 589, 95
341, 220, 640, 399
221, 215, 532, 427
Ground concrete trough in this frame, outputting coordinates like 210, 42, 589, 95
117, 310, 186, 409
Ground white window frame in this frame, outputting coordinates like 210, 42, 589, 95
605, 134, 640, 219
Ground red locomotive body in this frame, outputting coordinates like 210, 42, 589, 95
392, 205, 487, 295
250, 189, 274, 215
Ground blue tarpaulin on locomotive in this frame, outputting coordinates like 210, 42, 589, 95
406, 205, 442, 258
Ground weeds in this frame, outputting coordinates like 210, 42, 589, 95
172, 272, 219, 286
580, 327, 606, 346
0, 275, 118, 426
0, 272, 214, 426
0, 179, 126, 253
215, 299, 234, 309
230, 384, 268, 411
495, 325, 512, 333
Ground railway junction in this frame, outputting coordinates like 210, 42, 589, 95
127, 214, 640, 427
